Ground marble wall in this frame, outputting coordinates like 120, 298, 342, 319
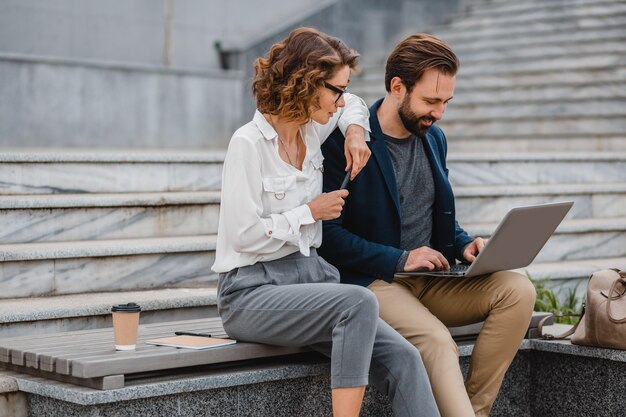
0, 57, 244, 149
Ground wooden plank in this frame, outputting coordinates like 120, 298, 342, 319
72, 343, 310, 378
38, 325, 227, 371
50, 330, 230, 375
0, 318, 310, 386
1, 362, 125, 390
0, 318, 222, 346
32, 322, 224, 358
44, 328, 229, 374
0, 318, 224, 369
9, 349, 27, 366
30, 323, 225, 372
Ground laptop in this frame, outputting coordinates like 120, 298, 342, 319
396, 201, 574, 278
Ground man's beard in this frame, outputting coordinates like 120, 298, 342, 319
398, 94, 436, 139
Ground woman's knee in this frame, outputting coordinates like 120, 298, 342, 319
339, 285, 379, 319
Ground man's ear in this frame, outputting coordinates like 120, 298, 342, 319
389, 77, 406, 100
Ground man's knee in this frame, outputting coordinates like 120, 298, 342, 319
517, 274, 537, 307
508, 272, 536, 307
492, 271, 537, 310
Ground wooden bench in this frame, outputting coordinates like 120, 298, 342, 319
0, 318, 307, 390
0, 313, 552, 391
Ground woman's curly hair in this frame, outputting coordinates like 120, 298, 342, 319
252, 27, 359, 122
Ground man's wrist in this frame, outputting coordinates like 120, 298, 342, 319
396, 251, 410, 272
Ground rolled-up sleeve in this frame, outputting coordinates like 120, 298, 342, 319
314, 93, 371, 143
264, 204, 316, 255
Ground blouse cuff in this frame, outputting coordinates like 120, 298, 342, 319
264, 205, 316, 253
338, 94, 371, 140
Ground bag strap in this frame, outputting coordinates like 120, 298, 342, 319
539, 269, 625, 338
606, 272, 626, 323
538, 308, 583, 340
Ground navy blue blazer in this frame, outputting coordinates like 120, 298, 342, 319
319, 98, 474, 287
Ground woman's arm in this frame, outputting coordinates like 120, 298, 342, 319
314, 93, 372, 178
314, 93, 370, 142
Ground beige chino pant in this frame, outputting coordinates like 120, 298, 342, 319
368, 271, 536, 417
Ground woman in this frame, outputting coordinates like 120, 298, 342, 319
212, 27, 439, 417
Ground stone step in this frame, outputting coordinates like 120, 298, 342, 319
436, 9, 626, 41
346, 94, 626, 138
443, 134, 626, 153
0, 235, 217, 298
7, 181, 620, 248
458, 66, 626, 89
0, 149, 225, 195
0, 191, 221, 243
462, 0, 621, 18
354, 65, 626, 95
465, 217, 626, 263
2, 256, 616, 339
3, 219, 618, 296
361, 46, 625, 76
452, 82, 626, 106
439, 115, 625, 138
447, 152, 626, 185
448, 27, 626, 57
521, 256, 626, 282
6, 181, 622, 246
455, 183, 626, 223
456, 38, 626, 65
459, 51, 624, 76
448, 2, 626, 30
0, 288, 218, 338
517, 256, 626, 301
444, 98, 626, 121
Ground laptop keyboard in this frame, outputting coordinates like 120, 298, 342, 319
449, 264, 469, 272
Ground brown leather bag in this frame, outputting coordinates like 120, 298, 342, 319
571, 268, 626, 349
542, 269, 626, 349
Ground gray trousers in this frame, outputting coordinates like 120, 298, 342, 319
218, 250, 440, 417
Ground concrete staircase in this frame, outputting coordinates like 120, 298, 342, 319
351, 0, 626, 295
0, 150, 223, 338
2, 148, 624, 337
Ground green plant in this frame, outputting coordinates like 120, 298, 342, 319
526, 272, 582, 325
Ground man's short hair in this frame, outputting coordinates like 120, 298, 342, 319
384, 34, 459, 92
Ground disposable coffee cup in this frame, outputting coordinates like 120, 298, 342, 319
111, 303, 141, 351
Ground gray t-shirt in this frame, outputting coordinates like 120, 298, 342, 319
383, 134, 436, 271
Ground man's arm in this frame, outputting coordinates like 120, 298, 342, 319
320, 129, 404, 283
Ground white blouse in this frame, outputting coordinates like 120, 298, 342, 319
211, 93, 370, 273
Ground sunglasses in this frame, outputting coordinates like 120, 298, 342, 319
324, 82, 348, 103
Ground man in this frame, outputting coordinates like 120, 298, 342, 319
319, 34, 536, 417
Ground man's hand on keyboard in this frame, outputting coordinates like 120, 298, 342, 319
462, 237, 488, 263
404, 246, 450, 272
